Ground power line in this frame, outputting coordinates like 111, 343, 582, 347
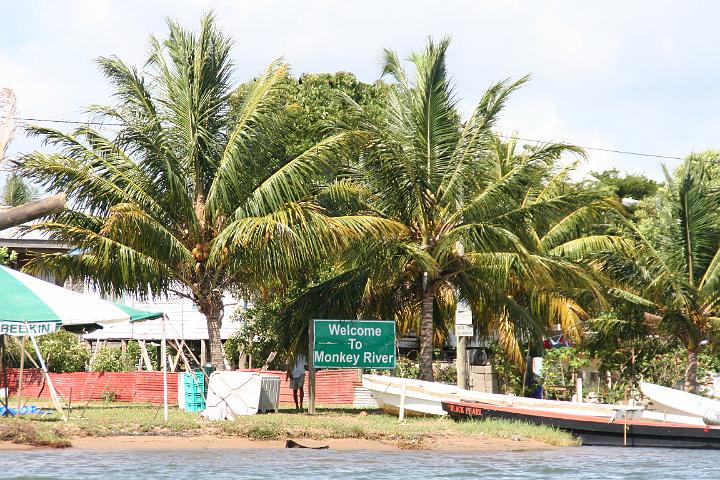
13, 116, 685, 161
14, 116, 121, 127
499, 134, 684, 161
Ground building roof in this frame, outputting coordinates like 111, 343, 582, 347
0, 226, 68, 251
83, 294, 246, 341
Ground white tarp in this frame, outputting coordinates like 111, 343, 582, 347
202, 371, 263, 420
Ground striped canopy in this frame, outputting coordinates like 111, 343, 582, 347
0, 265, 162, 336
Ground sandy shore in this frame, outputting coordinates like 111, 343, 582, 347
0, 440, 38, 451
68, 434, 552, 452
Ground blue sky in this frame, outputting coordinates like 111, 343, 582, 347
2, 0, 719, 180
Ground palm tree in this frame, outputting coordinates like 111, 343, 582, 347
310, 38, 615, 381
2, 173, 38, 206
595, 154, 720, 392
14, 15, 395, 368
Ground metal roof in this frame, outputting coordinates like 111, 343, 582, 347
83, 295, 246, 341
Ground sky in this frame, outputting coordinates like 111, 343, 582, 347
2, 0, 719, 181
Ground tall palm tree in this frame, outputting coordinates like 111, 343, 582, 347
594, 155, 720, 392
14, 15, 395, 368
311, 38, 615, 380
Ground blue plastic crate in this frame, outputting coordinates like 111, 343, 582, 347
185, 400, 205, 412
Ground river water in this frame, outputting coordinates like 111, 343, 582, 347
0, 446, 714, 479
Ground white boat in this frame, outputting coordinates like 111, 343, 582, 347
640, 382, 720, 423
362, 374, 644, 418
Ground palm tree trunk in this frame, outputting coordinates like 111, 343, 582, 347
204, 304, 225, 370
685, 347, 699, 394
419, 285, 435, 382
0, 193, 65, 230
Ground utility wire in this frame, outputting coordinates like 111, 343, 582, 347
14, 116, 121, 127
499, 134, 684, 161
12, 116, 685, 161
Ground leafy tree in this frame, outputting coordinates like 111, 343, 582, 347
231, 72, 388, 159
596, 153, 720, 392
14, 15, 394, 369
585, 169, 659, 202
36, 330, 90, 373
283, 39, 617, 381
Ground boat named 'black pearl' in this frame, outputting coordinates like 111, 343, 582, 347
442, 400, 720, 449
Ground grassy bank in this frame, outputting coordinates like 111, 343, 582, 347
0, 399, 578, 449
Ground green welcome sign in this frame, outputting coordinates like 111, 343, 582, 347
313, 319, 396, 369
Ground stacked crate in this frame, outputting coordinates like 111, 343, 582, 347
468, 365, 500, 393
182, 370, 207, 412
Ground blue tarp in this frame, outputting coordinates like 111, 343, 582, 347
0, 405, 48, 416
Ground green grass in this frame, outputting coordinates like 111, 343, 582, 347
455, 418, 581, 447
0, 419, 71, 448
0, 398, 578, 449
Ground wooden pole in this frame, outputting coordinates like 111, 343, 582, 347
17, 336, 25, 411
456, 335, 468, 389
138, 340, 155, 371
0, 335, 8, 415
161, 316, 168, 422
308, 319, 316, 415
28, 332, 67, 421
200, 340, 207, 367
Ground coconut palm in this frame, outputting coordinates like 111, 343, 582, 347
2, 173, 38, 206
14, 15, 395, 368
593, 154, 720, 392
305, 38, 617, 381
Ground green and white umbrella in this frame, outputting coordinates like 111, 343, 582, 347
0, 265, 162, 336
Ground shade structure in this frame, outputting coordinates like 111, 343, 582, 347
0, 265, 162, 335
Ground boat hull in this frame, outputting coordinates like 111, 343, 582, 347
442, 400, 720, 449
361, 375, 645, 418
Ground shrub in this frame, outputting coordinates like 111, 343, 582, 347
369, 357, 457, 383
91, 341, 147, 372
35, 330, 90, 373
100, 385, 118, 402
0, 247, 17, 266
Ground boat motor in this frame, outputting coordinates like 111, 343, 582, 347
703, 409, 720, 426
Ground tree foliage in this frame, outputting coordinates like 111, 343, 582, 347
13, 14, 397, 369
594, 152, 720, 391
277, 38, 622, 381
584, 169, 659, 201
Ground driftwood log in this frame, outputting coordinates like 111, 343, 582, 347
285, 439, 329, 449
0, 193, 66, 230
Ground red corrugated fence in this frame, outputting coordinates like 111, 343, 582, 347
1, 369, 178, 404
0, 368, 361, 406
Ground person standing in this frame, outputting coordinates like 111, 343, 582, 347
287, 353, 307, 411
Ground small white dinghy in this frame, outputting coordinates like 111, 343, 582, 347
362, 374, 644, 418
640, 382, 720, 424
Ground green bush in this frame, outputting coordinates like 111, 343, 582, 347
225, 304, 283, 369
369, 357, 457, 383
489, 344, 524, 395
0, 247, 17, 266
91, 341, 148, 372
36, 330, 90, 373
538, 348, 590, 400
